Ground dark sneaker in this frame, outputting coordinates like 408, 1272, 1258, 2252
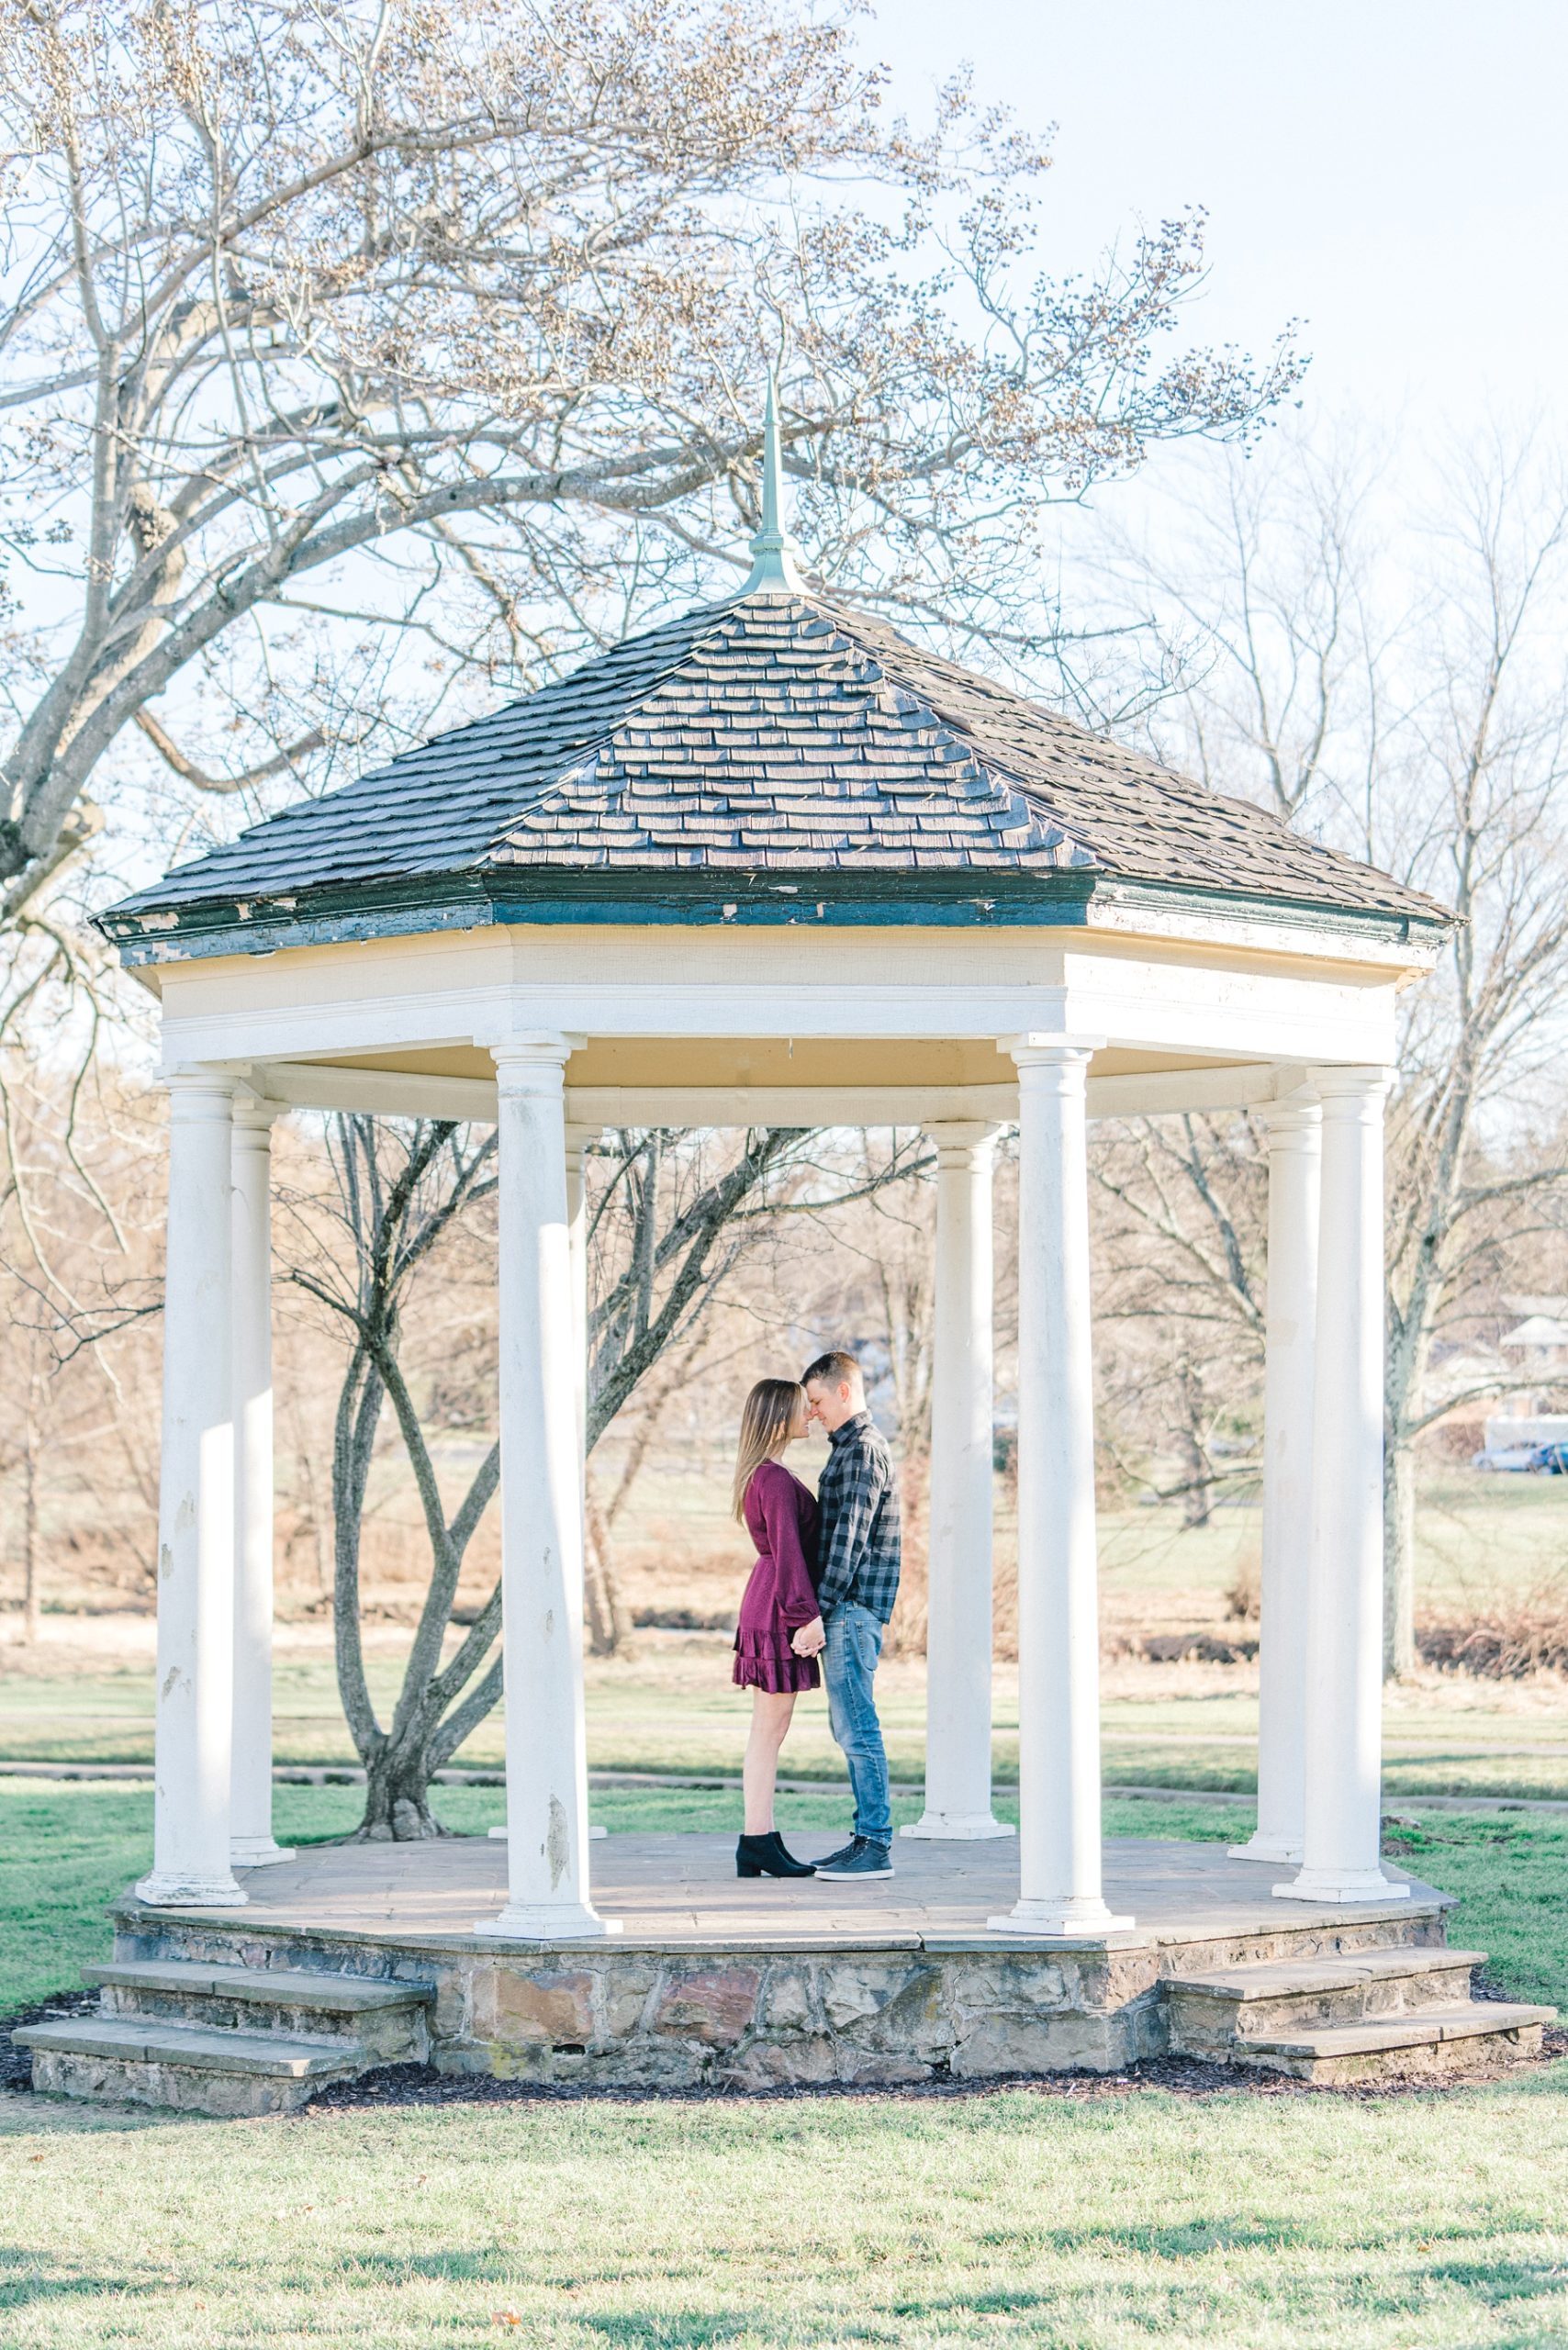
815, 1838, 894, 1881
815, 1838, 860, 1872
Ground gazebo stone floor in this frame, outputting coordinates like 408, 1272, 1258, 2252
20, 1831, 1553, 2113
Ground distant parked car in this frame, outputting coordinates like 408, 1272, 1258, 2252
1472, 1442, 1568, 1473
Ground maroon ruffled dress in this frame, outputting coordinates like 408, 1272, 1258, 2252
733, 1459, 822, 1694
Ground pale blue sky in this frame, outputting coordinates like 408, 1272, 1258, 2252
868, 0, 1567, 432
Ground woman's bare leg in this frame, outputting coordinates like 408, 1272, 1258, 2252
743, 1691, 797, 1834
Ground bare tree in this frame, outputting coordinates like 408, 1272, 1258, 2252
1378, 447, 1568, 1671
1090, 1110, 1267, 1524
0, 1340, 48, 1638
0, 0, 1300, 948
583, 1329, 715, 1656
0, 1, 1304, 1650
283, 1110, 931, 1834
1097, 427, 1568, 1674
587, 1127, 810, 1444
0, 1053, 175, 1618
283, 1116, 501, 1839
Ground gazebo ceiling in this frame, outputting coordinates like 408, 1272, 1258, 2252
305, 1038, 1239, 1091
228, 1034, 1328, 1132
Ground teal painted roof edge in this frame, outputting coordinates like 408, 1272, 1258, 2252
104, 865, 1444, 970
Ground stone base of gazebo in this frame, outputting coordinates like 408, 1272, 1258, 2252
17, 1836, 1553, 2112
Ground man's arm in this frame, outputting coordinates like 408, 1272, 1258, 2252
813, 1440, 883, 1616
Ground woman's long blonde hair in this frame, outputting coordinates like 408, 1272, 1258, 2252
732, 1378, 805, 1520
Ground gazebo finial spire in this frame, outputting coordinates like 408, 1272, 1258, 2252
740, 371, 807, 596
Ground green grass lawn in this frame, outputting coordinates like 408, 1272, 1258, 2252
3, 1474, 1564, 2346
4, 1785, 1568, 2345
3, 2069, 1568, 2349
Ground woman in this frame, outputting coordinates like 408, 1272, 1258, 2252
731, 1377, 825, 1880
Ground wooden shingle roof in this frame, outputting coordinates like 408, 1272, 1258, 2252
103, 586, 1449, 958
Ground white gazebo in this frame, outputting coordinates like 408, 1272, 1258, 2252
100, 408, 1450, 1945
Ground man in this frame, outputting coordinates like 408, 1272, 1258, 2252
790, 1348, 902, 1881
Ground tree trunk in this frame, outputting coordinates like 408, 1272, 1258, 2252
1175, 1360, 1211, 1529
1383, 1431, 1418, 1680
21, 1394, 39, 1643
355, 1743, 448, 1841
1177, 1434, 1211, 1528
1383, 1310, 1430, 1684
584, 1485, 630, 1657
293, 1413, 332, 1602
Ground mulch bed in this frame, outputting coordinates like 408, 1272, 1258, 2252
303, 2027, 1568, 2114
0, 1991, 98, 2091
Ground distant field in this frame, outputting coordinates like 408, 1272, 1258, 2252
2, 1485, 1565, 1796
607, 1466, 1568, 1621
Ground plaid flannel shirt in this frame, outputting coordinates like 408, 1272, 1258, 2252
814, 1411, 902, 1623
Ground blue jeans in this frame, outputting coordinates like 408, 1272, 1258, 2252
823, 1603, 891, 1847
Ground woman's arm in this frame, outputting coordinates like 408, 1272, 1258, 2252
757, 1466, 822, 1629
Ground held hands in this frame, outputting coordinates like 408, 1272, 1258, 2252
790, 1615, 827, 1659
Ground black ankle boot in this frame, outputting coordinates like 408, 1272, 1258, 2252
736, 1831, 816, 1879
762, 1830, 816, 1877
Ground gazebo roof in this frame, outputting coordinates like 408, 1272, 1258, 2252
102, 400, 1449, 968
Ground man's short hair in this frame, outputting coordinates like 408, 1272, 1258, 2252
801, 1349, 863, 1391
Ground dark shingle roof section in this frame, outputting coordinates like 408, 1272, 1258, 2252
108, 588, 1446, 928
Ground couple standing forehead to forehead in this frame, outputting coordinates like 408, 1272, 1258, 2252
730, 1350, 902, 1885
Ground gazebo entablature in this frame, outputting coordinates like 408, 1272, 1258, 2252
145, 901, 1421, 1126
105, 404, 1452, 1944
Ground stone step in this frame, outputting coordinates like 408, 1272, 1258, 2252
1231, 2000, 1556, 2085
87, 1960, 425, 2013
13, 2017, 367, 2117
84, 1961, 430, 2058
1168, 1946, 1487, 2053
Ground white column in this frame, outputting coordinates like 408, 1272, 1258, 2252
1275, 1068, 1406, 1905
138, 1073, 246, 1908
1230, 1095, 1319, 1865
990, 1041, 1131, 1938
491, 1121, 607, 1845
565, 1122, 595, 1460
476, 1042, 618, 1940
903, 1123, 1012, 1841
566, 1122, 610, 1841
228, 1101, 294, 1867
